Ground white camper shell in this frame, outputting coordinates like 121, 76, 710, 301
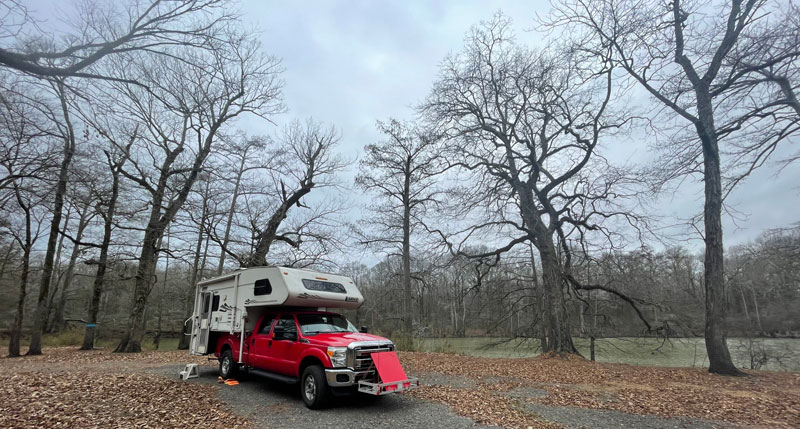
188, 266, 363, 356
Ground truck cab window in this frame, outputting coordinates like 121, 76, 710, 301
297, 313, 357, 335
275, 315, 297, 335
254, 278, 272, 295
258, 315, 276, 334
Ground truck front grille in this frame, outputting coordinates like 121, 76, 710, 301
353, 344, 393, 370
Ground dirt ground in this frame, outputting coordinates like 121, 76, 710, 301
1, 347, 798, 428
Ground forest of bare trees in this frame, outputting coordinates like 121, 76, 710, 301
1, 0, 798, 377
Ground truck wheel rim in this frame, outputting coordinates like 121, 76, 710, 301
304, 375, 316, 400
222, 357, 230, 376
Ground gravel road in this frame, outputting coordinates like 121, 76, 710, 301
153, 363, 729, 429
155, 364, 492, 428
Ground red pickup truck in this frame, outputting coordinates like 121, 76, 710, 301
212, 309, 399, 408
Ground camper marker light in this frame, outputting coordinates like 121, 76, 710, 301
327, 347, 347, 367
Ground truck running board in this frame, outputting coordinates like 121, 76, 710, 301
247, 368, 299, 384
358, 377, 420, 395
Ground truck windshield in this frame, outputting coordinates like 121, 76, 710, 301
297, 314, 357, 335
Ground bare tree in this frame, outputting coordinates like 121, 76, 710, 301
178, 170, 218, 349
547, 0, 800, 374
109, 32, 283, 353
0, 0, 234, 83
355, 119, 446, 335
50, 194, 94, 332
215, 134, 269, 274
235, 119, 347, 268
0, 82, 56, 356
5, 182, 46, 357
423, 15, 644, 354
26, 79, 79, 355
79, 130, 132, 350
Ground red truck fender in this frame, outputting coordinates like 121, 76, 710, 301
214, 333, 243, 361
295, 347, 331, 377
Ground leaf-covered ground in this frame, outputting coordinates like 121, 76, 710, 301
1, 347, 798, 428
0, 348, 247, 429
401, 351, 800, 428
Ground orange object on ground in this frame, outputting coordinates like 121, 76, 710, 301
371, 351, 408, 384
224, 379, 239, 386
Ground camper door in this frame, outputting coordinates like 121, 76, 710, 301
191, 290, 214, 354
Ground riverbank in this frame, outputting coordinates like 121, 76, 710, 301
413, 336, 800, 371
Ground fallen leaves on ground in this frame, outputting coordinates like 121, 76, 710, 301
400, 351, 800, 428
408, 384, 558, 429
0, 370, 249, 429
0, 348, 242, 429
3, 347, 797, 428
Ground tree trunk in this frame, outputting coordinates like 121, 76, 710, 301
738, 284, 751, 325
698, 118, 740, 375
9, 191, 31, 358
529, 245, 547, 351
115, 227, 159, 353
45, 208, 70, 333
750, 288, 762, 332
9, 244, 29, 358
28, 81, 75, 356
0, 244, 14, 286
520, 185, 576, 355
538, 238, 577, 355
217, 154, 246, 275
402, 167, 413, 335
179, 194, 208, 350
116, 117, 218, 353
52, 208, 90, 332
154, 228, 170, 350
81, 160, 122, 350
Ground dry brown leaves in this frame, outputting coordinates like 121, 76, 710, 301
0, 370, 249, 429
0, 348, 244, 429
408, 384, 558, 429
400, 351, 800, 428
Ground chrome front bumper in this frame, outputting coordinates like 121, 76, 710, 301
325, 368, 372, 387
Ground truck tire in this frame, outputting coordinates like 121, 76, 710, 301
301, 365, 330, 409
219, 349, 238, 380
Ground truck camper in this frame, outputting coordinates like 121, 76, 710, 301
188, 266, 418, 408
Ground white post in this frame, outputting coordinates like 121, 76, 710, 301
238, 309, 246, 364
230, 273, 240, 334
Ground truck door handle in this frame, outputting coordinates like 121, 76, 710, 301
268, 340, 272, 347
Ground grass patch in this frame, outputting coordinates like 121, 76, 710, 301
0, 329, 181, 352
416, 337, 800, 371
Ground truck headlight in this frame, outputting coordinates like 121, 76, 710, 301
327, 347, 347, 368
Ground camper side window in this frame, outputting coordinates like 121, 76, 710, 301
254, 279, 272, 296
211, 295, 220, 311
302, 279, 346, 294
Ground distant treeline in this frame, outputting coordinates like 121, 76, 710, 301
1, 226, 796, 344
344, 226, 800, 341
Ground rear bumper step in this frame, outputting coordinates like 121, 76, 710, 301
357, 377, 420, 395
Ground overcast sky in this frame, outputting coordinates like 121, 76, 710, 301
24, 0, 800, 262
240, 0, 799, 254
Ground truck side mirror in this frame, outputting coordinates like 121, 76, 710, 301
359, 326, 368, 333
